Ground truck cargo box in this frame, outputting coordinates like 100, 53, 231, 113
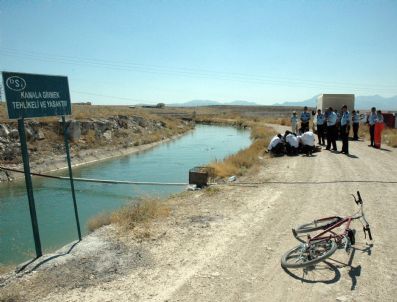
317, 94, 355, 112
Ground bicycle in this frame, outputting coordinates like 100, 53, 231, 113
281, 191, 372, 269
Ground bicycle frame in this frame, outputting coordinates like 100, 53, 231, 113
297, 191, 372, 245
308, 216, 352, 244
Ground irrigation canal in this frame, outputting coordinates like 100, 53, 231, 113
0, 125, 251, 265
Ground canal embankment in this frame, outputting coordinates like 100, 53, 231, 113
0, 110, 194, 182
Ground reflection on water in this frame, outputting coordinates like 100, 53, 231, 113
0, 125, 250, 265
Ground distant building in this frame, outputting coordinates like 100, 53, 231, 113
73, 101, 92, 105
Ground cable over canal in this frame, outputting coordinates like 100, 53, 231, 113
0, 166, 188, 186
2, 166, 397, 187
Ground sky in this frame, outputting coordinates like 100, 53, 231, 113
0, 0, 396, 105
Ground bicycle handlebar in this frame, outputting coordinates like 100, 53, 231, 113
352, 191, 363, 205
363, 225, 373, 240
357, 191, 363, 204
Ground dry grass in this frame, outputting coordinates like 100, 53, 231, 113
87, 212, 113, 233
87, 198, 170, 234
383, 128, 397, 147
263, 117, 291, 126
0, 291, 21, 302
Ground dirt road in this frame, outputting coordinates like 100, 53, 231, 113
1, 125, 396, 301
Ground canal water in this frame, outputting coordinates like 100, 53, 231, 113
0, 125, 251, 265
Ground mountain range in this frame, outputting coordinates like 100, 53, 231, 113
168, 100, 258, 107
168, 95, 397, 110
274, 95, 397, 110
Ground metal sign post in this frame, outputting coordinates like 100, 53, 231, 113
17, 118, 42, 258
2, 71, 82, 258
62, 115, 82, 240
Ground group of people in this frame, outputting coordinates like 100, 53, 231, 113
267, 130, 315, 156
269, 105, 386, 157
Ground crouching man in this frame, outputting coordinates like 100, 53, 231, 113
267, 134, 285, 156
284, 131, 299, 155
298, 131, 315, 156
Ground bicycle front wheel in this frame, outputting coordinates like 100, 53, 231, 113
295, 217, 340, 234
281, 240, 337, 269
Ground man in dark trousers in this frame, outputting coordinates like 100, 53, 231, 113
340, 105, 350, 154
316, 108, 325, 145
352, 110, 360, 140
325, 107, 337, 151
300, 106, 311, 134
368, 107, 377, 147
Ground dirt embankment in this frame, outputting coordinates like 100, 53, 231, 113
1, 124, 396, 302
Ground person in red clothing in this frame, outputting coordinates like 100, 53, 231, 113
374, 110, 385, 149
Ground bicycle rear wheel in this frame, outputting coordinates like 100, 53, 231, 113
295, 217, 340, 234
281, 240, 337, 269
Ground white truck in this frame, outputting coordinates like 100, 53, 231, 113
317, 94, 355, 112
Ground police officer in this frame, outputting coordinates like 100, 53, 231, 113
300, 106, 311, 134
340, 105, 350, 154
368, 107, 377, 147
316, 109, 325, 145
326, 107, 337, 151
352, 110, 360, 140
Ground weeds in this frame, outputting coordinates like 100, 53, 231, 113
87, 212, 112, 233
87, 198, 170, 233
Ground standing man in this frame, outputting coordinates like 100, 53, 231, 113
300, 106, 311, 134
290, 111, 298, 133
326, 107, 337, 151
316, 109, 325, 145
374, 110, 385, 149
352, 110, 360, 140
340, 105, 350, 154
368, 107, 377, 147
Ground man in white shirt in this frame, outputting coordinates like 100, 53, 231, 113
326, 107, 337, 151
368, 107, 377, 147
352, 110, 360, 140
284, 131, 299, 155
267, 134, 285, 156
298, 131, 315, 156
